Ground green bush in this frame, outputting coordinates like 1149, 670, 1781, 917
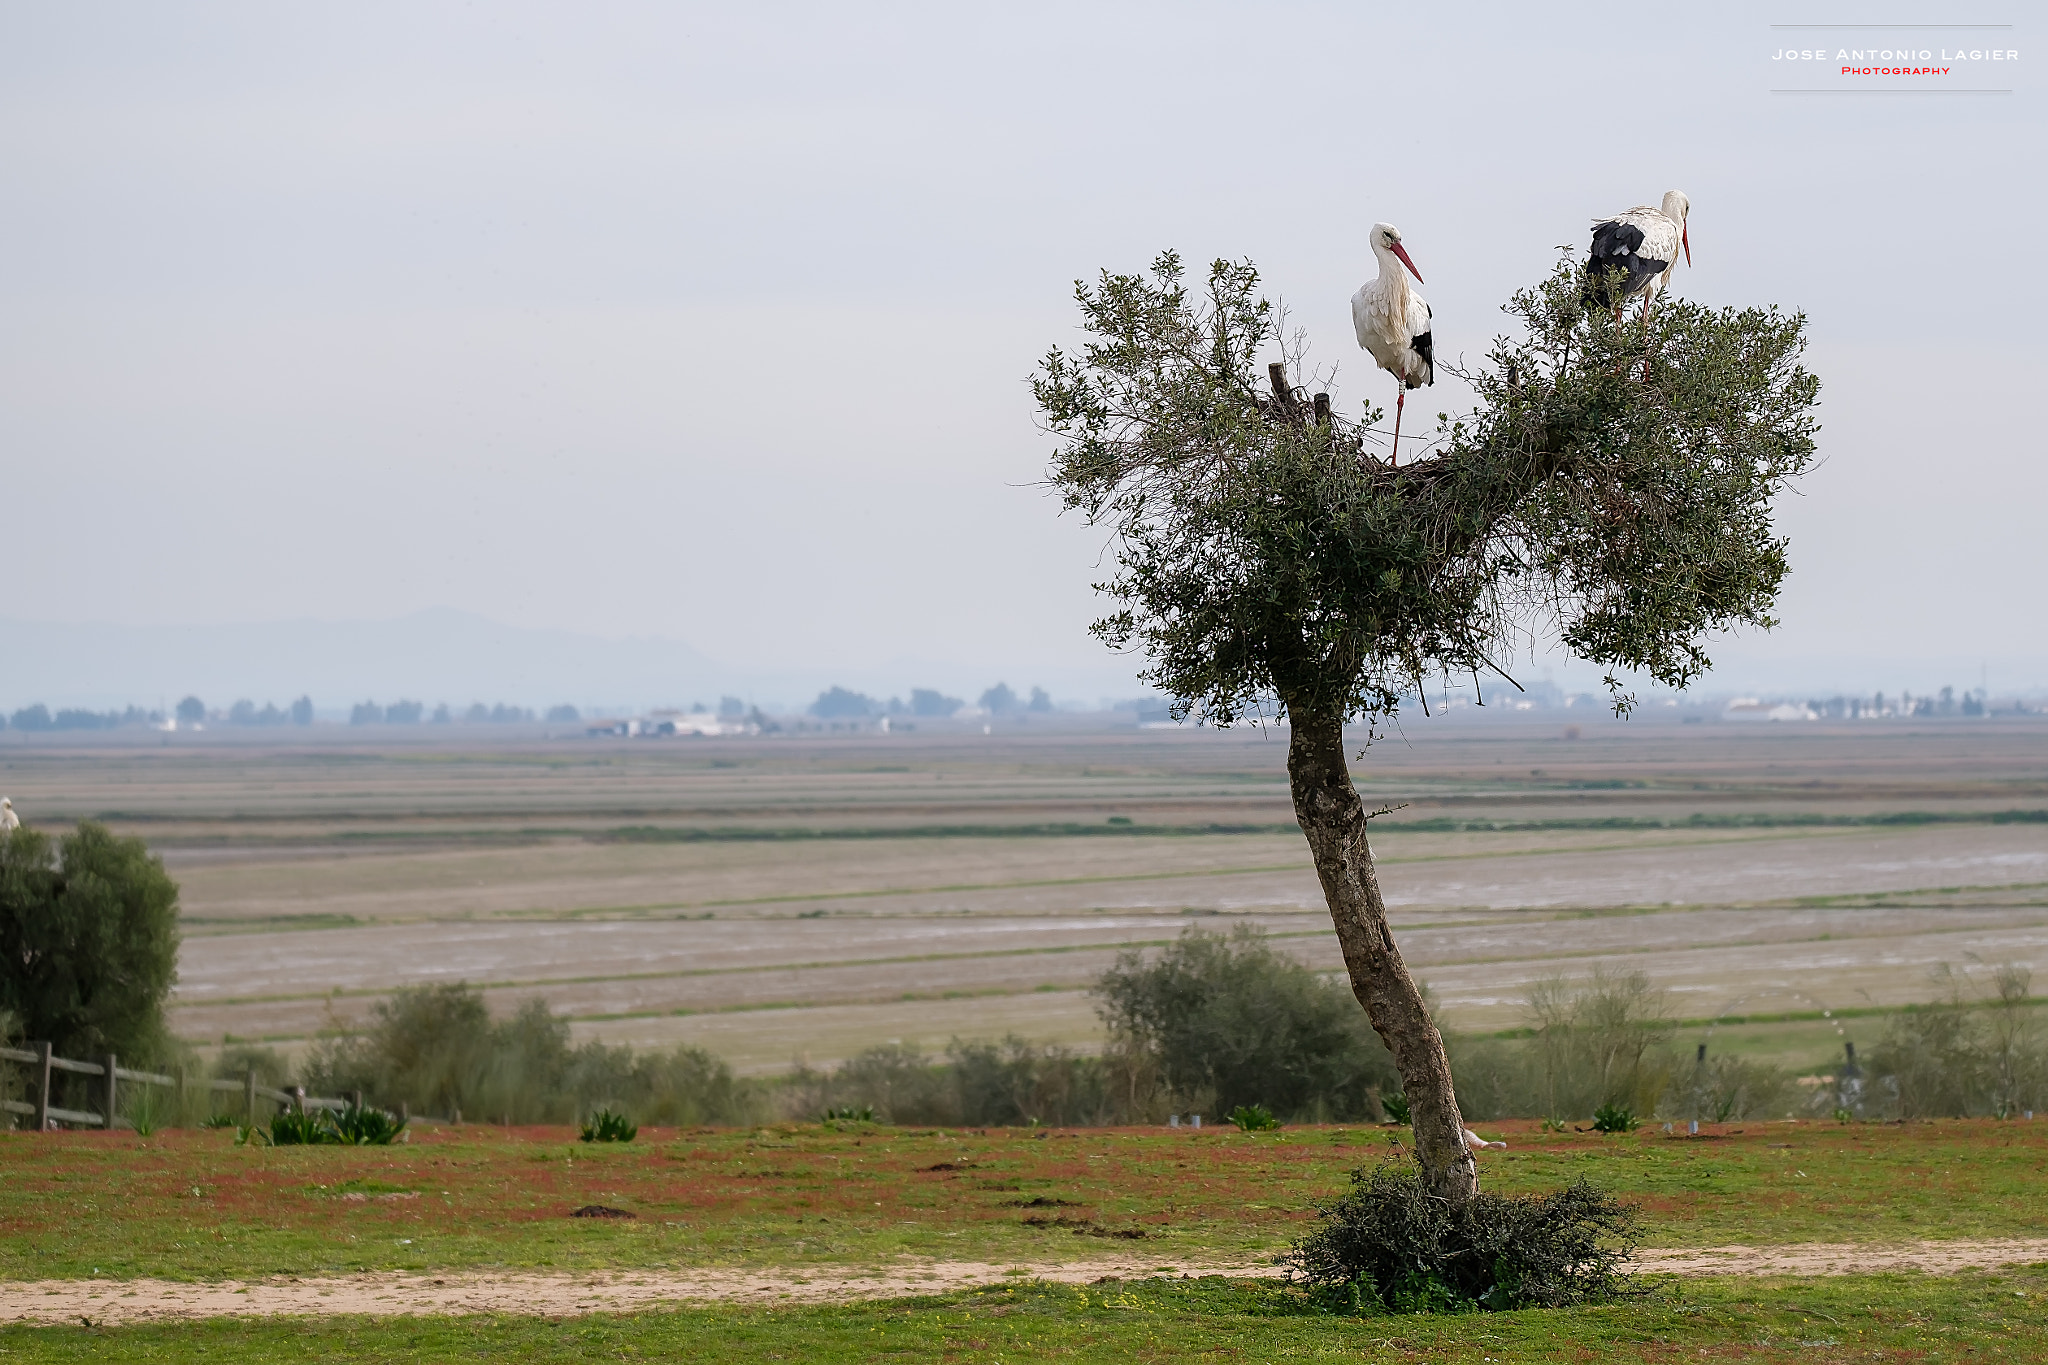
1228, 1103, 1279, 1132
1287, 1163, 1643, 1313
579, 1108, 636, 1143
821, 1104, 875, 1122
331, 1103, 407, 1145
1095, 926, 1398, 1122
269, 1109, 335, 1145
1590, 1103, 1638, 1134
1378, 1092, 1411, 1124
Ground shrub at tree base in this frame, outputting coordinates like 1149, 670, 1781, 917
1287, 1163, 1643, 1313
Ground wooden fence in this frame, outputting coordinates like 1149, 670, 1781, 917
0, 1042, 353, 1131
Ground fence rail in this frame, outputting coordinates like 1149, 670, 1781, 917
1, 1042, 354, 1131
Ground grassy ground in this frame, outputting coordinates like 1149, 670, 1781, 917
5, 1118, 2046, 1283
5, 1271, 2048, 1361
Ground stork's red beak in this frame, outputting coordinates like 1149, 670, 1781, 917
1390, 242, 1424, 284
1681, 224, 1691, 268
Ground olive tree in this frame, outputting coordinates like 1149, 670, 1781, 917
0, 822, 182, 1063
1035, 252, 1817, 1205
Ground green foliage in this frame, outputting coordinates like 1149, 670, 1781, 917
1378, 1092, 1411, 1124
1035, 251, 1817, 722
304, 984, 758, 1126
1866, 964, 2044, 1119
1450, 969, 1676, 1122
1590, 1103, 1638, 1134
578, 1108, 636, 1143
330, 1102, 407, 1145
0, 822, 181, 1064
1094, 925, 1398, 1120
1228, 1103, 1279, 1131
268, 1109, 333, 1146
200, 1114, 239, 1130
821, 1104, 875, 1123
1287, 1162, 1643, 1312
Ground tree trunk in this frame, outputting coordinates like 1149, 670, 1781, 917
1287, 703, 1478, 1208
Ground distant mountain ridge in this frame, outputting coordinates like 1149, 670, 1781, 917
0, 610, 724, 714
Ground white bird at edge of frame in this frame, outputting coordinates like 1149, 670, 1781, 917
1464, 1128, 1506, 1151
1584, 189, 1691, 342
1350, 222, 1434, 467
0, 798, 17, 832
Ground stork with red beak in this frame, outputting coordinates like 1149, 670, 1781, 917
1584, 189, 1691, 336
1351, 222, 1434, 466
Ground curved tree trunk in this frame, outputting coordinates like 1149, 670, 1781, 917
1287, 703, 1478, 1208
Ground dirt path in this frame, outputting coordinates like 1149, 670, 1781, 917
9, 1241, 2048, 1325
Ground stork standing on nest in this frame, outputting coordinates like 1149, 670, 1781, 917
1584, 189, 1691, 337
1351, 222, 1434, 466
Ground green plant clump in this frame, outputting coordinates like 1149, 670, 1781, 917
579, 1108, 637, 1143
1378, 1092, 1411, 1124
1228, 1103, 1279, 1131
268, 1109, 335, 1146
821, 1103, 875, 1123
1590, 1103, 1639, 1134
330, 1102, 408, 1145
1288, 1162, 1643, 1313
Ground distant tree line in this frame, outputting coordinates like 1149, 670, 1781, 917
808, 683, 1056, 720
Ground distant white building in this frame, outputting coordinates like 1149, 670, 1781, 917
1724, 698, 1814, 722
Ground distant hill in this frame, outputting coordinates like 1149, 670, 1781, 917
0, 610, 724, 714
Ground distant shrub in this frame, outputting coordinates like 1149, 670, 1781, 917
821, 1104, 874, 1123
579, 1108, 636, 1143
1288, 1162, 1643, 1313
1228, 1103, 1279, 1131
331, 1103, 407, 1145
1590, 1103, 1638, 1134
1095, 926, 1398, 1123
270, 1109, 335, 1146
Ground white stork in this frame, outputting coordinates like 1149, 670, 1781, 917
1464, 1128, 1506, 1151
1350, 222, 1434, 466
1584, 189, 1691, 336
0, 798, 17, 832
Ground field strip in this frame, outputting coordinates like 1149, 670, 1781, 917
11, 1241, 2048, 1322
170, 908, 2048, 1014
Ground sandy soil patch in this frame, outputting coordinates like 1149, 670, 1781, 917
11, 1241, 2048, 1324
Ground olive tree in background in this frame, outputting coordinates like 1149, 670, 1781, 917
1035, 251, 1818, 1207
0, 822, 181, 1063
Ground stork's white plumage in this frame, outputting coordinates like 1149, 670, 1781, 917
1463, 1128, 1505, 1151
1350, 222, 1434, 466
0, 798, 17, 832
1585, 189, 1691, 332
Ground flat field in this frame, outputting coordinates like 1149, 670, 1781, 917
2, 715, 2045, 1073
3, 1120, 2048, 1361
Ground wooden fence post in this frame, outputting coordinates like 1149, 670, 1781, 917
293, 1086, 306, 1114
244, 1068, 256, 1124
102, 1054, 118, 1130
350, 1090, 362, 1112
32, 1042, 52, 1132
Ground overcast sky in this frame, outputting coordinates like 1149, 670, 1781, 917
1, 3, 2039, 703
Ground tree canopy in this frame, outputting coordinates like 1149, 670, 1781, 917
1034, 251, 1819, 723
0, 822, 181, 1062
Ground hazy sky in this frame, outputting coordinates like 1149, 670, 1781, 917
2, 3, 2040, 700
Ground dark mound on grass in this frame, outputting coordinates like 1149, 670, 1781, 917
1286, 1162, 1643, 1313
571, 1205, 637, 1219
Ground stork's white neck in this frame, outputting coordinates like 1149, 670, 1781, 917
1370, 240, 1411, 303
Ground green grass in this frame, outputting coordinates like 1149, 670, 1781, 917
7, 1271, 2048, 1361
4, 1119, 2046, 1283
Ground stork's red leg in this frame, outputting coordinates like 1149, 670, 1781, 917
1392, 387, 1404, 467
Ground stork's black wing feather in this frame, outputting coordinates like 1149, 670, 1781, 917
1409, 327, 1434, 388
1583, 220, 1668, 307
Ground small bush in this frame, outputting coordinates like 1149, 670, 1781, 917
579, 1108, 636, 1143
331, 1103, 407, 1145
1378, 1092, 1410, 1124
201, 1114, 239, 1130
269, 1109, 336, 1145
1591, 1103, 1638, 1133
1287, 1162, 1643, 1312
822, 1104, 875, 1122
1228, 1103, 1279, 1131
